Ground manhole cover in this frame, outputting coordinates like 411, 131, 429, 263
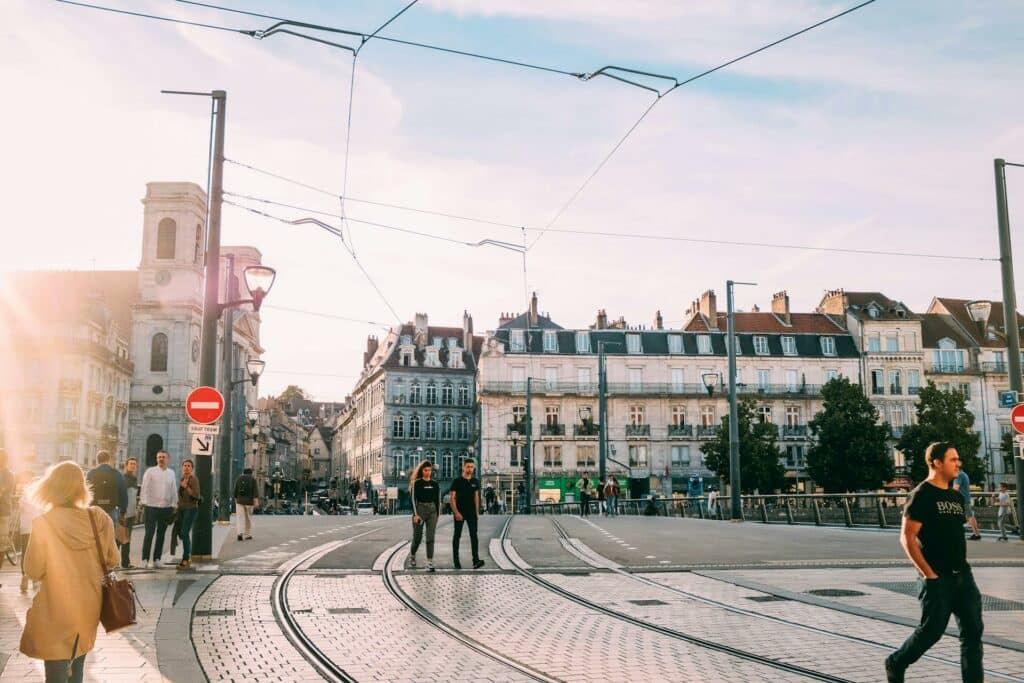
195, 609, 236, 617
746, 595, 791, 602
807, 589, 866, 597
327, 607, 369, 614
628, 599, 669, 606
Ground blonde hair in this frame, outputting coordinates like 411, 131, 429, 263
26, 460, 92, 511
409, 459, 433, 489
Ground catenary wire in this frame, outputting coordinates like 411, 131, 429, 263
262, 303, 393, 329
223, 199, 405, 324
55, 0, 253, 33
225, 189, 996, 263
526, 0, 880, 250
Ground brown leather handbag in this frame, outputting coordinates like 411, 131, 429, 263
88, 508, 140, 633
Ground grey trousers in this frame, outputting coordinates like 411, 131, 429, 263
410, 503, 439, 559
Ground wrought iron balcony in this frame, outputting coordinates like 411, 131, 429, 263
781, 425, 809, 438
908, 386, 922, 395
890, 384, 903, 395
574, 422, 600, 438
667, 424, 693, 437
625, 424, 651, 438
480, 380, 823, 397
926, 361, 970, 374
507, 422, 526, 437
540, 423, 565, 437
696, 425, 719, 438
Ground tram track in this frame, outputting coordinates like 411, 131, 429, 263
501, 516, 854, 683
545, 517, 1024, 683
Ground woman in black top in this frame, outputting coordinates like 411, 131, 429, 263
408, 460, 440, 572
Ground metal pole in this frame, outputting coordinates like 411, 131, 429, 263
598, 342, 607, 483
525, 377, 533, 514
727, 281, 742, 520
217, 255, 235, 523
994, 158, 1024, 539
194, 90, 226, 558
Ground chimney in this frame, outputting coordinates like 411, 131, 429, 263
654, 310, 664, 330
595, 308, 608, 330
462, 310, 474, 349
414, 312, 428, 346
363, 335, 379, 367
751, 304, 760, 313
529, 292, 539, 326
699, 290, 718, 330
819, 288, 847, 316
772, 290, 791, 325
499, 311, 515, 326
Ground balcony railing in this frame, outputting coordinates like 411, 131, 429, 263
625, 424, 651, 437
480, 380, 822, 397
667, 424, 694, 437
696, 425, 719, 438
926, 361, 972, 374
890, 384, 903, 395
979, 362, 1011, 374
574, 423, 600, 438
908, 386, 922, 395
781, 425, 809, 438
540, 423, 565, 437
507, 422, 526, 437
871, 386, 885, 395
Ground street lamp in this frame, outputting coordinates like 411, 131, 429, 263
242, 265, 276, 311
247, 409, 260, 428
701, 372, 719, 397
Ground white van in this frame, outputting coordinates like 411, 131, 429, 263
356, 501, 375, 516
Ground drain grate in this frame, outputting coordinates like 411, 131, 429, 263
807, 589, 867, 597
292, 608, 313, 614
195, 609, 235, 617
628, 599, 669, 606
327, 607, 370, 614
867, 582, 1024, 611
557, 571, 592, 576
746, 595, 791, 602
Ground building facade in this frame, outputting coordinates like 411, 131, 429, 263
478, 292, 861, 502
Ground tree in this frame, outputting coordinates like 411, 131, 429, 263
277, 385, 308, 403
700, 397, 786, 493
806, 376, 893, 492
897, 382, 984, 483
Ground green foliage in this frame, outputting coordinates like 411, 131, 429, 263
700, 397, 786, 493
806, 376, 893, 492
897, 382, 984, 483
277, 385, 308, 403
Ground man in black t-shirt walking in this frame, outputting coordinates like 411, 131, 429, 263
449, 459, 484, 570
886, 442, 983, 683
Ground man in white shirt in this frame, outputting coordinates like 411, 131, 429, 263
995, 483, 1012, 542
139, 451, 177, 569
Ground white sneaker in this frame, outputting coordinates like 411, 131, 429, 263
145, 560, 154, 569
163, 555, 179, 565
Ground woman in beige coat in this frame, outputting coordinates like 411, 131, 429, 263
19, 460, 120, 683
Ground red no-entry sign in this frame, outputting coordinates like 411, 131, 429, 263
186, 386, 225, 424
1011, 403, 1024, 434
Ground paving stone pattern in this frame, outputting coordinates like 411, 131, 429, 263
399, 572, 816, 682
286, 573, 532, 682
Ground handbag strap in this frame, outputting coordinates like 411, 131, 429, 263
86, 507, 109, 577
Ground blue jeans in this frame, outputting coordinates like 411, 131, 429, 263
44, 655, 85, 683
178, 507, 198, 561
606, 496, 617, 516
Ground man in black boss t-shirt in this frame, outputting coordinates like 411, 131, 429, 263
449, 459, 484, 570
886, 442, 983, 683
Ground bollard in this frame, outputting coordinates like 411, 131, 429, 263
877, 498, 887, 528
785, 499, 795, 525
813, 499, 822, 526
759, 501, 769, 523
842, 498, 854, 527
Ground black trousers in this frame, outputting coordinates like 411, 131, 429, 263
141, 506, 172, 562
889, 568, 984, 682
452, 515, 479, 565
580, 493, 591, 516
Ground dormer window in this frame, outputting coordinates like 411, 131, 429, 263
753, 336, 769, 355
626, 333, 642, 354
425, 348, 439, 367
432, 337, 443, 349
821, 336, 837, 356
509, 330, 525, 352
575, 331, 591, 354
867, 305, 880, 318
781, 336, 797, 356
543, 330, 558, 353
668, 335, 683, 354
697, 335, 712, 355
447, 337, 458, 348
400, 335, 412, 346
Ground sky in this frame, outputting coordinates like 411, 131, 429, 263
3, 0, 1024, 401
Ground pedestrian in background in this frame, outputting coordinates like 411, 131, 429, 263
139, 451, 176, 569
707, 489, 719, 519
408, 459, 440, 572
604, 475, 619, 517
86, 450, 126, 530
951, 469, 982, 541
886, 442, 983, 683
19, 460, 120, 683
233, 467, 259, 541
18, 471, 42, 592
449, 459, 484, 570
175, 459, 200, 570
577, 471, 593, 517
120, 458, 139, 569
994, 483, 1012, 542
597, 476, 607, 515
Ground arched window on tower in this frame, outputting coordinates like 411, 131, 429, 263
150, 333, 168, 372
157, 218, 177, 260
194, 224, 203, 264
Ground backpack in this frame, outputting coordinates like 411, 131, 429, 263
91, 467, 118, 509
235, 475, 254, 499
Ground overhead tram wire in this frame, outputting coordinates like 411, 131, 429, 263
261, 304, 393, 330
222, 200, 405, 325
224, 185, 995, 263
526, 0, 881, 251
55, 0, 253, 33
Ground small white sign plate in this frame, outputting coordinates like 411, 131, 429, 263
191, 434, 215, 456
1015, 434, 1024, 444
189, 423, 221, 436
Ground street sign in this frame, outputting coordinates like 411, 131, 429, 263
191, 434, 214, 456
186, 386, 225, 424
1001, 390, 1019, 408
1011, 403, 1024, 434
188, 423, 221, 436
1014, 433, 1024, 445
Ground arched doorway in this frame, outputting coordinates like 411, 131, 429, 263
146, 433, 163, 467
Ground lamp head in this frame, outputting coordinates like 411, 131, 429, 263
243, 265, 276, 311
246, 358, 266, 385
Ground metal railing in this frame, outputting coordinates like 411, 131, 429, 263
540, 423, 566, 437
625, 424, 651, 437
574, 423, 600, 438
480, 381, 823, 398
528, 492, 1020, 532
667, 424, 693, 437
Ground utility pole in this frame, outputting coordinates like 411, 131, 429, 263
195, 90, 227, 557
994, 158, 1024, 540
218, 254, 236, 522
524, 377, 533, 514
727, 280, 756, 521
598, 342, 608, 484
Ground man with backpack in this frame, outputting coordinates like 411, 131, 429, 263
87, 450, 127, 528
233, 467, 259, 541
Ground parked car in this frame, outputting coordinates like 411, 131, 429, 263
356, 501, 375, 516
